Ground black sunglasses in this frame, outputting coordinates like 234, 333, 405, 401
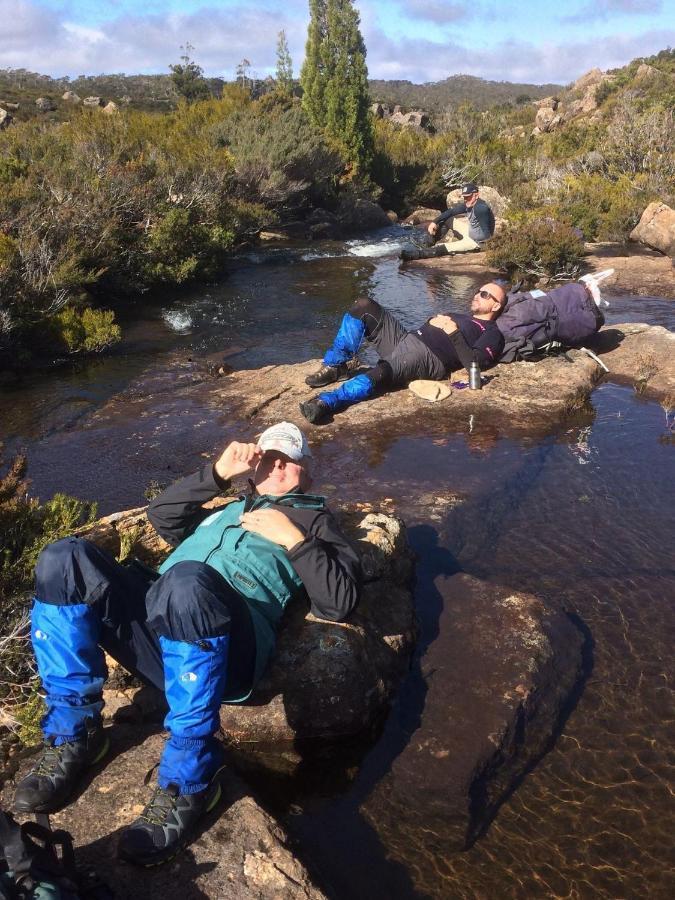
478, 288, 499, 303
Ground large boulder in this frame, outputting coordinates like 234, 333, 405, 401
389, 109, 430, 131
219, 512, 415, 752
0, 107, 12, 130
566, 89, 599, 118
445, 185, 509, 219
102, 101, 119, 115
34, 96, 56, 112
78, 504, 416, 762
83, 96, 105, 107
630, 202, 675, 257
533, 96, 558, 110
363, 574, 586, 852
402, 207, 442, 225
535, 105, 562, 132
62, 90, 81, 103
336, 197, 390, 233
572, 68, 606, 93
4, 729, 326, 900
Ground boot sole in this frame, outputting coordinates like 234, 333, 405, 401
120, 782, 223, 868
14, 735, 111, 814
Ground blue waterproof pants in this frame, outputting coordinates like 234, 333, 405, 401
31, 538, 255, 793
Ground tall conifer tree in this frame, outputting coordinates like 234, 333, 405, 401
301, 0, 328, 127
301, 0, 373, 173
276, 30, 294, 95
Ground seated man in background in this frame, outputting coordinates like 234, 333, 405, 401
300, 283, 506, 425
401, 182, 495, 261
14, 423, 360, 866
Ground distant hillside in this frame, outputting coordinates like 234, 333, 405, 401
368, 74, 562, 113
0, 67, 562, 123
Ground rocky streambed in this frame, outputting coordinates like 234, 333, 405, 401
1, 235, 673, 899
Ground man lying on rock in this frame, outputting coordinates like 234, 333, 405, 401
14, 423, 361, 866
300, 284, 507, 424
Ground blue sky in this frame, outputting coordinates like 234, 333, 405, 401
2, 0, 674, 84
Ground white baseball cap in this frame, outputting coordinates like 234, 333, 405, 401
258, 422, 312, 460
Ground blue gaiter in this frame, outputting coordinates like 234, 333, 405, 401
319, 373, 375, 412
323, 313, 366, 366
31, 600, 106, 744
158, 634, 229, 794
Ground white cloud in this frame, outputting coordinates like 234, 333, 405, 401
563, 0, 663, 24
364, 25, 675, 84
0, 0, 672, 85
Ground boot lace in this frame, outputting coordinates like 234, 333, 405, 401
35, 742, 68, 777
139, 786, 178, 826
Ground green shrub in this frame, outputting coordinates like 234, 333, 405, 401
553, 173, 647, 241
51, 306, 121, 354
214, 100, 343, 207
486, 218, 584, 282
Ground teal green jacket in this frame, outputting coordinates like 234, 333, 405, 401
149, 465, 361, 698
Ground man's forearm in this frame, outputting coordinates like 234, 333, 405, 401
147, 464, 227, 546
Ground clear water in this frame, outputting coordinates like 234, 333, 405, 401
1, 233, 673, 897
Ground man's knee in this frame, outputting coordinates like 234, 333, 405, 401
146, 561, 233, 643
366, 360, 394, 391
35, 537, 109, 607
350, 297, 382, 322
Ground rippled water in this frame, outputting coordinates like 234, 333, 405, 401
1, 232, 673, 897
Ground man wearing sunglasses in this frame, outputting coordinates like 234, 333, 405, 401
300, 283, 506, 424
401, 182, 495, 261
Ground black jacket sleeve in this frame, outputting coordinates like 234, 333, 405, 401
435, 202, 467, 227
147, 464, 230, 547
287, 510, 361, 622
449, 324, 505, 370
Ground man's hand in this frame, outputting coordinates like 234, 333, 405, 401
427, 222, 438, 236
239, 509, 305, 551
214, 442, 262, 482
428, 314, 458, 335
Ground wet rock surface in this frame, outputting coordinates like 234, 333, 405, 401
3, 730, 326, 900
588, 322, 675, 399
364, 574, 587, 854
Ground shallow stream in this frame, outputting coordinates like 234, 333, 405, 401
1, 229, 673, 898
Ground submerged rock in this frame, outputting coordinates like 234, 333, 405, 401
364, 574, 586, 853
5, 729, 326, 900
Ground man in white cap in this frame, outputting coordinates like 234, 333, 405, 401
14, 423, 361, 866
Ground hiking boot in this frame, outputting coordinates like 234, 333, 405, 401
118, 780, 222, 867
305, 362, 352, 388
299, 398, 331, 425
400, 244, 449, 262
14, 723, 109, 813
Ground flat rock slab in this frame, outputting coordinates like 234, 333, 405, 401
3, 729, 325, 900
203, 352, 600, 438
589, 322, 675, 399
407, 243, 675, 299
364, 574, 586, 854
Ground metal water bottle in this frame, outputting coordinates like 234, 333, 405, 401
468, 361, 482, 390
